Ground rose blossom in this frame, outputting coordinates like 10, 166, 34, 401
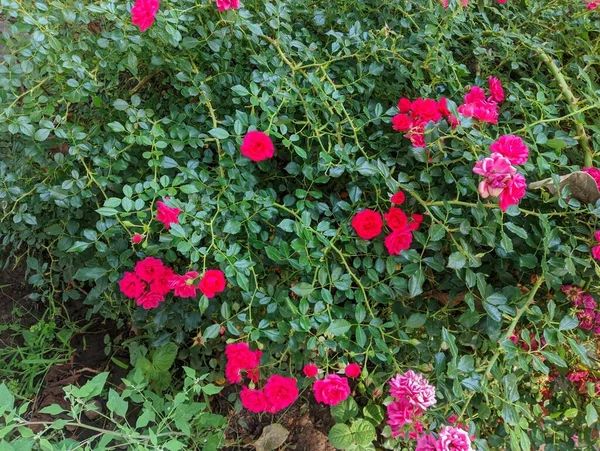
215, 0, 240, 11
131, 0, 159, 32
313, 374, 351, 406
384, 229, 413, 255
156, 200, 181, 229
303, 364, 319, 378
240, 386, 268, 412
398, 97, 412, 113
416, 434, 439, 451
132, 233, 144, 244
498, 172, 527, 211
390, 370, 437, 410
134, 256, 166, 283
411, 98, 443, 123
351, 209, 383, 240
169, 271, 199, 298
345, 363, 361, 378
149, 266, 174, 295
490, 135, 529, 165
391, 191, 406, 205
225, 343, 262, 384
583, 167, 600, 188
119, 272, 146, 298
592, 245, 600, 261
263, 375, 299, 413
198, 269, 226, 298
136, 291, 165, 310
240, 131, 275, 162
488, 77, 505, 103
384, 207, 409, 231
387, 397, 420, 437
392, 114, 413, 132
435, 426, 473, 451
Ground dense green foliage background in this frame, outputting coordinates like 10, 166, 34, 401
1, 0, 600, 449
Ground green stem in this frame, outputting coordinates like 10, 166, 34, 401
459, 275, 545, 420
539, 51, 592, 167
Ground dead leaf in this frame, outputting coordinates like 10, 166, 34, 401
253, 424, 289, 451
528, 171, 600, 204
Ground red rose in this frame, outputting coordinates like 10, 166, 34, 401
132, 233, 144, 244
198, 269, 226, 298
156, 200, 181, 229
150, 266, 174, 295
263, 375, 299, 413
135, 256, 166, 283
240, 386, 269, 413
119, 271, 146, 298
136, 291, 165, 310
351, 209, 383, 240
408, 213, 424, 231
410, 98, 442, 123
169, 271, 199, 298
345, 363, 361, 378
313, 374, 351, 406
384, 207, 408, 231
225, 343, 262, 384
240, 131, 275, 162
438, 97, 451, 116
398, 97, 412, 113
303, 364, 319, 378
384, 229, 413, 255
391, 191, 405, 205
392, 114, 412, 132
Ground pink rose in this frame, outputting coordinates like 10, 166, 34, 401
488, 77, 505, 103
240, 131, 275, 162
198, 269, 226, 298
398, 97, 412, 113
435, 426, 473, 451
387, 397, 420, 437
593, 245, 600, 261
392, 114, 413, 132
215, 0, 240, 11
416, 434, 439, 451
131, 0, 159, 32
490, 135, 529, 165
156, 200, 181, 229
136, 291, 165, 310
169, 271, 199, 298
119, 271, 146, 299
498, 172, 527, 211
313, 374, 351, 406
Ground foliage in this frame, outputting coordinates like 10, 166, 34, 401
2, 0, 600, 449
0, 366, 226, 450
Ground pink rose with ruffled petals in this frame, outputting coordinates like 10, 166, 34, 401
313, 374, 351, 406
387, 397, 420, 437
473, 154, 516, 199
499, 172, 527, 211
488, 77, 505, 103
132, 0, 159, 32
156, 200, 181, 229
435, 426, 473, 451
592, 245, 600, 261
490, 135, 529, 165
169, 271, 199, 298
136, 291, 165, 310
215, 0, 239, 11
416, 434, 438, 451
464, 86, 486, 104
389, 370, 437, 410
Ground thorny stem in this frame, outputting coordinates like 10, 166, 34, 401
539, 51, 592, 167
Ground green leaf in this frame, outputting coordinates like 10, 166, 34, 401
231, 85, 250, 96
405, 313, 427, 329
202, 384, 223, 395
447, 252, 466, 270
351, 419, 376, 446
328, 424, 353, 450
559, 315, 578, 331
0, 384, 15, 414
441, 327, 458, 359
69, 372, 109, 400
331, 397, 359, 423
67, 241, 90, 253
113, 99, 129, 111
96, 207, 118, 217
34, 128, 51, 141
108, 121, 126, 132
277, 219, 295, 232
223, 220, 241, 234
291, 282, 313, 297
204, 324, 221, 340
363, 403, 384, 426
568, 338, 592, 366
107, 389, 128, 417
209, 128, 229, 140
429, 224, 446, 241
586, 403, 598, 426
327, 319, 352, 337
38, 404, 64, 415
73, 267, 107, 281
152, 343, 178, 371
564, 408, 578, 419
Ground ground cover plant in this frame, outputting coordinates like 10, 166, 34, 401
1, 0, 600, 449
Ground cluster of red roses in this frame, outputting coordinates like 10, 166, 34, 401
303, 361, 362, 406
226, 343, 299, 413
567, 369, 600, 396
392, 97, 458, 148
119, 256, 226, 309
351, 191, 423, 256
391, 77, 504, 148
561, 285, 600, 333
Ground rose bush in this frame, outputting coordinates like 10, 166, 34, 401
2, 0, 600, 448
